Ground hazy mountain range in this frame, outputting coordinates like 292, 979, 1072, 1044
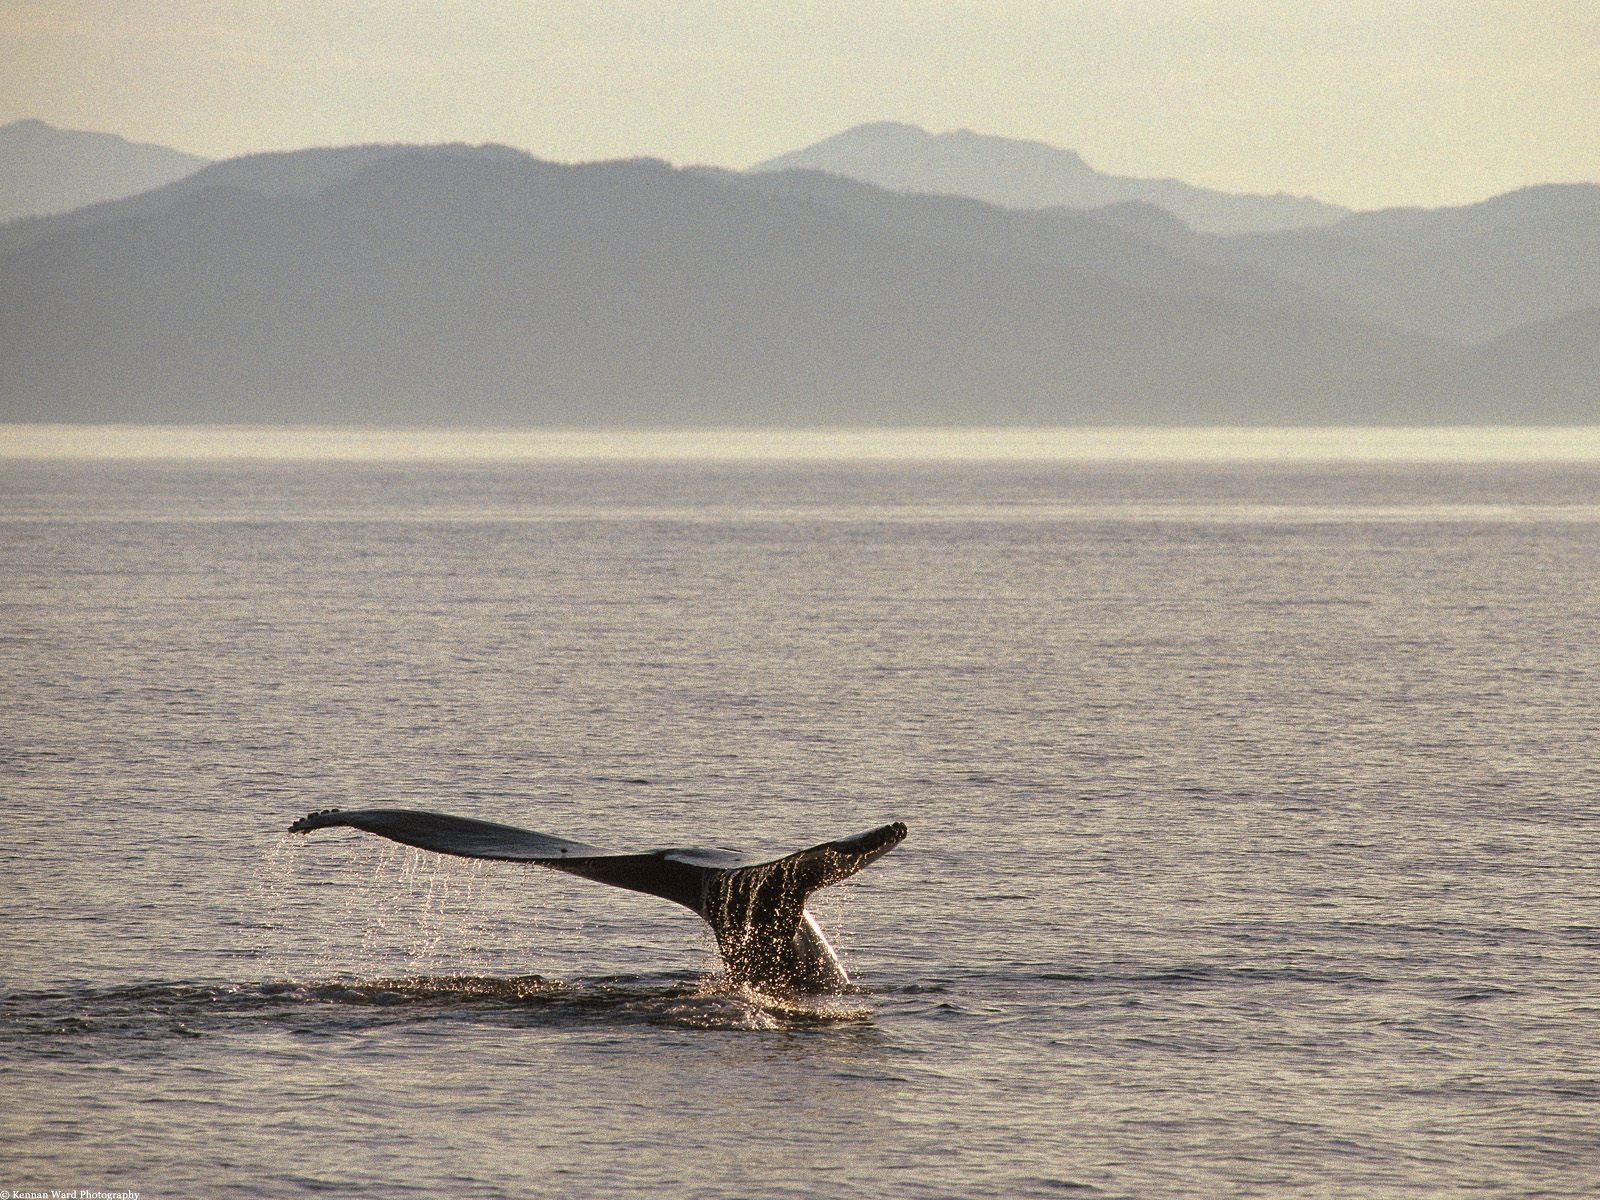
752, 122, 1349, 235
0, 119, 211, 226
1, 121, 1595, 425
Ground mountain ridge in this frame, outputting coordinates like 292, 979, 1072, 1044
0, 141, 524, 259
1, 144, 1475, 426
0, 139, 1593, 426
751, 122, 1349, 235
0, 118, 210, 225
1218, 181, 1600, 342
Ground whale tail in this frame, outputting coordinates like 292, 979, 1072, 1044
691, 822, 907, 992
288, 808, 906, 993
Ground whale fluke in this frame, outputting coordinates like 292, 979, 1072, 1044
288, 808, 907, 993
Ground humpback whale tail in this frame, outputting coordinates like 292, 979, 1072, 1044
287, 808, 907, 994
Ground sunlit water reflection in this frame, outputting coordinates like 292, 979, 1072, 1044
3, 456, 1597, 1198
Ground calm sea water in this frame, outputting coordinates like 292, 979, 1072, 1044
2, 453, 1597, 1198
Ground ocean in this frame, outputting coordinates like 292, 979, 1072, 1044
2, 432, 1597, 1198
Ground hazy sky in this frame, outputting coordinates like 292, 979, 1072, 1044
3, 0, 1595, 209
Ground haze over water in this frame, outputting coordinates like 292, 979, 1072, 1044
8, 423, 1600, 463
2, 429, 1596, 1198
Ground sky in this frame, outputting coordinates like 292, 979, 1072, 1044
2, 0, 1596, 210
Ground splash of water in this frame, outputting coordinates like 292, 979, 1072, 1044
253, 836, 549, 982
252, 836, 869, 1011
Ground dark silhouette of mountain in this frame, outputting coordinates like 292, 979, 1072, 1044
0, 119, 209, 224
1218, 184, 1600, 342
751, 122, 1347, 235
3, 143, 1481, 426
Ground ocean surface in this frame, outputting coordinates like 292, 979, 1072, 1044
2, 444, 1597, 1198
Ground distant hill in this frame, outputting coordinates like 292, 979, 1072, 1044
710, 166, 1359, 329
751, 122, 1348, 235
749, 124, 1600, 344
1470, 305, 1600, 410
1218, 183, 1600, 342
0, 119, 209, 224
0, 142, 459, 259
3, 143, 1486, 426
